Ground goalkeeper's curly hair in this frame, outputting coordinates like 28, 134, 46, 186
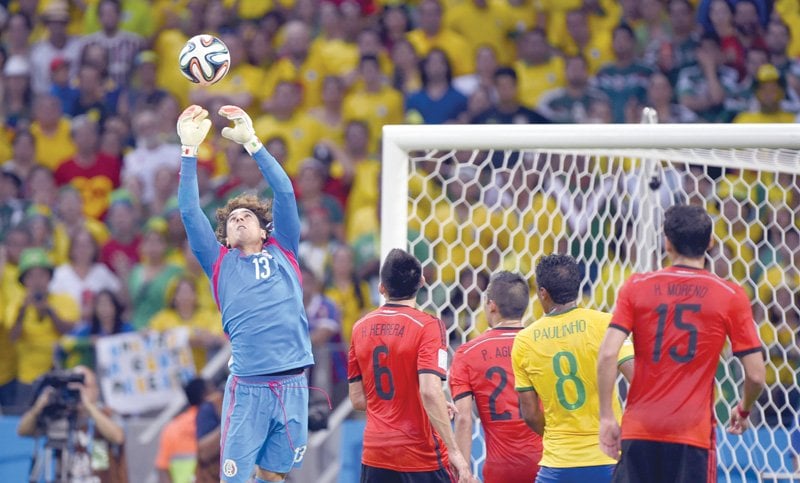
215, 193, 273, 244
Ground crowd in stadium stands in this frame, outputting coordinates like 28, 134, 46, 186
0, 0, 797, 446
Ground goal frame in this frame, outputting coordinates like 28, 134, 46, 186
380, 122, 800, 481
381, 123, 800, 264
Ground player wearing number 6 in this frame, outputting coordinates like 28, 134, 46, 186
449, 271, 543, 483
597, 205, 765, 483
512, 254, 634, 483
347, 249, 477, 483
177, 105, 313, 483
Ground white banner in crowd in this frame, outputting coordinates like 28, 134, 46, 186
96, 328, 196, 414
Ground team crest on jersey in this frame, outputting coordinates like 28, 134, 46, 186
223, 459, 238, 477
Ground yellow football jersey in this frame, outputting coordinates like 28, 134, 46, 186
512, 307, 633, 468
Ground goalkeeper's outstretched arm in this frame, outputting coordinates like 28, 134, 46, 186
177, 105, 221, 277
218, 105, 301, 256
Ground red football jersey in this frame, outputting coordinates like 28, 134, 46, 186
611, 266, 762, 449
348, 304, 451, 472
449, 327, 542, 483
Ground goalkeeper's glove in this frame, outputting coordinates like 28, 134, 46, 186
177, 105, 212, 157
218, 105, 263, 155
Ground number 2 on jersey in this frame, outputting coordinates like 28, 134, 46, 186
553, 351, 586, 410
252, 256, 271, 280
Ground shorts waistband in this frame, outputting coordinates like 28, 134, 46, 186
233, 369, 306, 384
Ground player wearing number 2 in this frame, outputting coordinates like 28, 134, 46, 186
598, 205, 765, 483
512, 254, 634, 483
450, 271, 543, 483
347, 249, 477, 483
177, 105, 314, 483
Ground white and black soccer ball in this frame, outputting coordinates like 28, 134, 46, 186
178, 34, 230, 86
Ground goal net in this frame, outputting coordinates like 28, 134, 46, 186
381, 123, 800, 483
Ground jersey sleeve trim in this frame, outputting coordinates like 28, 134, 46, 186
608, 323, 631, 335
516, 386, 535, 393
267, 238, 302, 282
733, 346, 764, 358
211, 246, 229, 310
418, 369, 446, 380
452, 391, 473, 402
617, 354, 634, 366
348, 375, 362, 383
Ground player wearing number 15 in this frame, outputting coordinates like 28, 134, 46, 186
449, 271, 543, 483
177, 105, 313, 483
348, 249, 477, 483
598, 205, 765, 483
511, 254, 634, 483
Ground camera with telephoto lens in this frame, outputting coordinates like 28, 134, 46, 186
36, 370, 85, 442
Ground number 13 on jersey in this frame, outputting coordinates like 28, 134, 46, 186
252, 255, 271, 280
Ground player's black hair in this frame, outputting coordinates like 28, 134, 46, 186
380, 248, 422, 300
664, 204, 712, 258
184, 378, 209, 407
535, 254, 581, 305
487, 271, 529, 319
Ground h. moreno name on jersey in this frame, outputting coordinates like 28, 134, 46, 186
531, 319, 587, 341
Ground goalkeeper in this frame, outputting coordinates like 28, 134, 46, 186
177, 104, 314, 483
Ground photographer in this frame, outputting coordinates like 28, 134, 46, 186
17, 366, 127, 483
7, 248, 78, 407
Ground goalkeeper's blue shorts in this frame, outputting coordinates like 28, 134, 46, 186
220, 372, 309, 482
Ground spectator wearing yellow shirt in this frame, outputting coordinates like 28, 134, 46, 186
340, 121, 381, 242
309, 76, 346, 147
253, 81, 323, 177
390, 39, 423, 95
128, 217, 183, 329
355, 28, 394, 81
558, 9, 614, 75
313, 2, 360, 78
324, 245, 374, 346
514, 28, 566, 108
506, 0, 540, 34
733, 64, 797, 123
150, 277, 225, 372
6, 248, 78, 405
444, 0, 517, 66
406, 0, 475, 76
264, 21, 328, 110
30, 95, 75, 171
342, 55, 404, 154
24, 203, 71, 266
152, 15, 190, 106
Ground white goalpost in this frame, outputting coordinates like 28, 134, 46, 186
381, 123, 800, 482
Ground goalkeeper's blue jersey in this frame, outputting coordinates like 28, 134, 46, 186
178, 147, 314, 376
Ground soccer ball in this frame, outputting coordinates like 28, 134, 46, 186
178, 34, 230, 86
